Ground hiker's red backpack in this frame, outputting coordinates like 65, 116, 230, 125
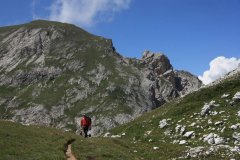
81, 115, 91, 127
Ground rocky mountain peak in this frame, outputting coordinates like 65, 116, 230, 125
141, 50, 172, 76
0, 20, 202, 135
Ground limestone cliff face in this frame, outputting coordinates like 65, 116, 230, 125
174, 70, 202, 96
0, 20, 202, 135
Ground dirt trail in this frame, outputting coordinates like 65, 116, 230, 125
66, 143, 77, 160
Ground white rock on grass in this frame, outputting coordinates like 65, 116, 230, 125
21, 123, 30, 126
231, 125, 238, 130
201, 104, 211, 116
111, 135, 121, 138
203, 133, 225, 145
173, 140, 179, 144
233, 92, 240, 101
214, 137, 225, 145
145, 130, 152, 136
232, 132, 240, 141
175, 124, 181, 133
231, 146, 240, 152
203, 133, 215, 144
220, 127, 226, 133
211, 111, 218, 116
164, 129, 172, 136
237, 111, 240, 117
208, 119, 212, 124
221, 93, 230, 98
186, 147, 205, 158
189, 122, 196, 127
104, 132, 111, 137
215, 121, 224, 126
179, 140, 187, 145
183, 131, 195, 138
200, 101, 219, 116
153, 147, 159, 150
219, 111, 225, 114
207, 138, 215, 145
159, 119, 169, 129
175, 124, 187, 135
180, 126, 186, 135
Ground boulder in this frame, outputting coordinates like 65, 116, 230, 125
186, 147, 205, 158
203, 133, 225, 145
164, 129, 172, 136
173, 140, 180, 144
215, 121, 224, 126
189, 122, 196, 127
233, 92, 240, 101
180, 126, 186, 135
237, 111, 240, 117
214, 137, 225, 145
103, 132, 111, 137
232, 132, 240, 141
111, 135, 121, 138
221, 93, 230, 98
179, 140, 187, 145
175, 124, 186, 135
231, 125, 238, 130
153, 147, 159, 150
208, 119, 212, 124
220, 127, 226, 133
183, 131, 195, 138
159, 119, 168, 129
145, 130, 152, 136
200, 101, 219, 116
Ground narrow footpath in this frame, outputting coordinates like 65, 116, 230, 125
66, 143, 77, 160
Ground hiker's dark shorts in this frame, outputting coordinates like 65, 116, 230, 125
82, 126, 89, 137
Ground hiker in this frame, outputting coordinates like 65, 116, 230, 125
80, 114, 91, 138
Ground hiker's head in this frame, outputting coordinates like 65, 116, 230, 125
82, 113, 86, 117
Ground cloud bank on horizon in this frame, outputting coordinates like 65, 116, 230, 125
199, 56, 240, 85
49, 0, 132, 27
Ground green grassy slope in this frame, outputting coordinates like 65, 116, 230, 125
109, 73, 240, 159
0, 121, 138, 160
1, 69, 239, 159
0, 121, 73, 160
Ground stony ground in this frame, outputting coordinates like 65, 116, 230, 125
108, 70, 240, 159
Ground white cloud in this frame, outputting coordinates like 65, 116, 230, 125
49, 0, 132, 27
198, 56, 240, 85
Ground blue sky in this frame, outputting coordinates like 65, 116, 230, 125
0, 0, 239, 84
